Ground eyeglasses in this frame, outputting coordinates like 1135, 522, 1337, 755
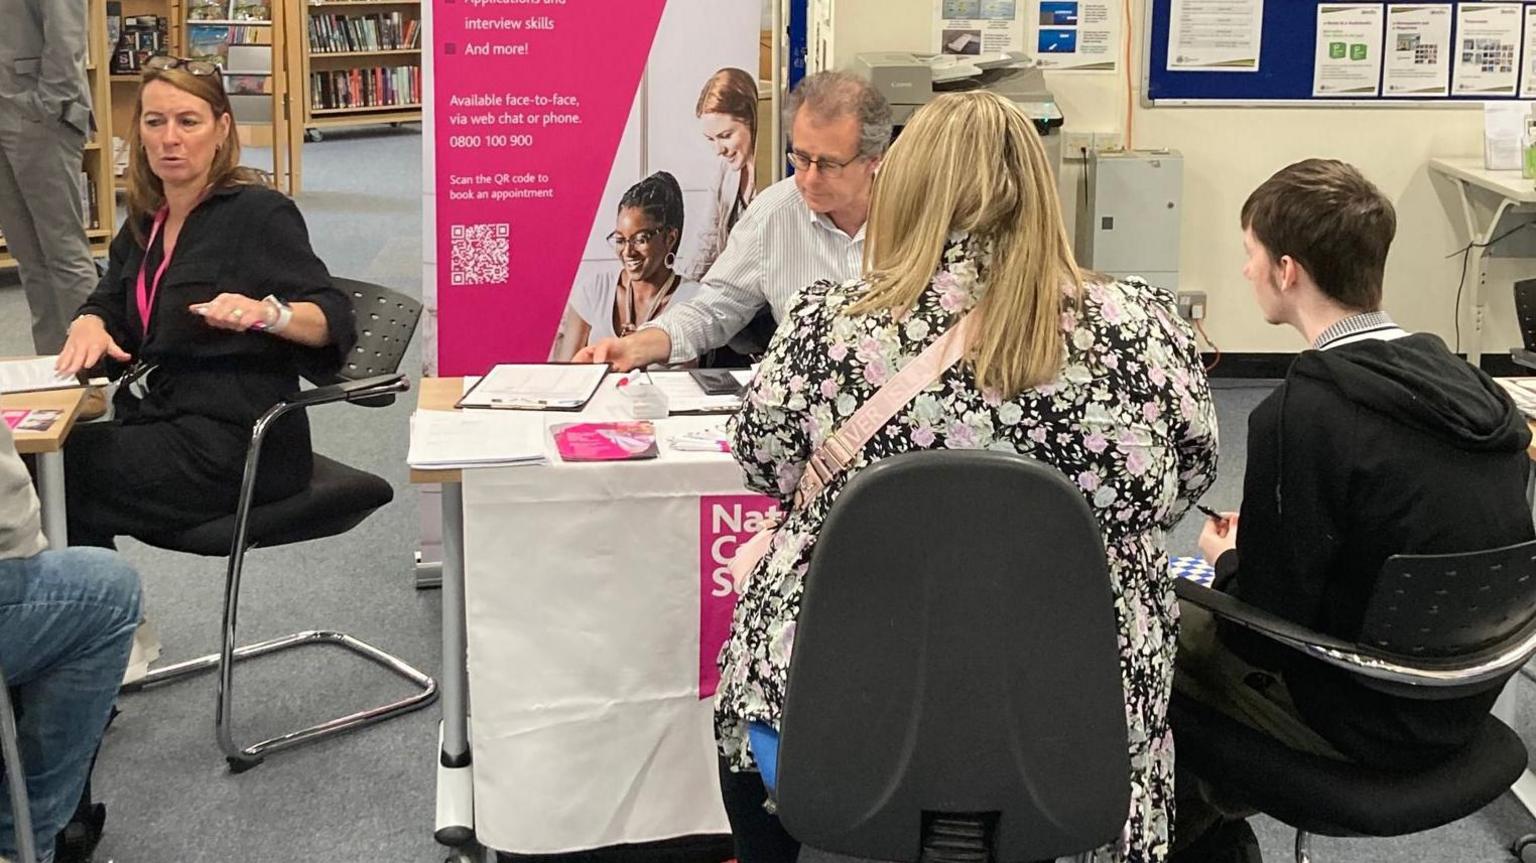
143, 55, 221, 77
786, 148, 864, 177
607, 229, 663, 251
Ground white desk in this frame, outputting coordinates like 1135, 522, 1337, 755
413, 377, 763, 854
1428, 158, 1536, 367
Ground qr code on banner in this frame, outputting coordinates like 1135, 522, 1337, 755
450, 223, 510, 286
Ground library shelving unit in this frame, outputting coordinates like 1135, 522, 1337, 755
296, 0, 423, 140
108, 0, 180, 192
185, 0, 302, 193
0, 0, 116, 270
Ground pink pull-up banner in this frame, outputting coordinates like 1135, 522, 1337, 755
429, 0, 763, 375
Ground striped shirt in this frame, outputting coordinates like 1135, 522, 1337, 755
643, 177, 865, 364
1313, 311, 1407, 351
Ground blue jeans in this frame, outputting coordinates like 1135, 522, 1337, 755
0, 547, 141, 863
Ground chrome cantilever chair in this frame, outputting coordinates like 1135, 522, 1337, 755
1170, 538, 1536, 863
776, 451, 1131, 863
124, 279, 438, 772
1, 662, 38, 863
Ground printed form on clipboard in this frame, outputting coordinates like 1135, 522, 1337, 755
457, 363, 609, 410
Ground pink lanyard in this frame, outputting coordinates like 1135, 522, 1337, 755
135, 207, 174, 339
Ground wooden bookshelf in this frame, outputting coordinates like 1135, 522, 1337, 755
0, 0, 117, 270
296, 0, 422, 140
109, 0, 181, 191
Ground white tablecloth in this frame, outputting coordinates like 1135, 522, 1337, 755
462, 383, 777, 853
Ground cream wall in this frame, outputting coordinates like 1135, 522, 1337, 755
818, 0, 1512, 357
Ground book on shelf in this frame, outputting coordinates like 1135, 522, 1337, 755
309, 12, 419, 53
110, 15, 167, 73
310, 65, 420, 111
230, 0, 271, 21
187, 23, 232, 63
77, 171, 99, 231
106, 2, 123, 53
185, 0, 226, 21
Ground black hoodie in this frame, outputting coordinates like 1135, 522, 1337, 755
1217, 332, 1534, 769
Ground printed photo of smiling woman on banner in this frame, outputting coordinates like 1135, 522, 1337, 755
426, 0, 761, 376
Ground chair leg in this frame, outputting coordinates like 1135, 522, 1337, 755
1294, 829, 1314, 863
0, 664, 39, 863
126, 536, 438, 771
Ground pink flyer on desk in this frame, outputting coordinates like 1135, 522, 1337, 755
551, 421, 658, 462
2, 410, 26, 431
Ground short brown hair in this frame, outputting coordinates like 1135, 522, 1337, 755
1240, 159, 1396, 311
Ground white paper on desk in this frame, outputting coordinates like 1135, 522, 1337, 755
645, 371, 742, 414
1484, 101, 1530, 171
407, 410, 548, 469
459, 364, 608, 409
0, 356, 81, 395
1496, 378, 1536, 419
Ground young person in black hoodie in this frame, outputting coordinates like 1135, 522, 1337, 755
1172, 159, 1535, 861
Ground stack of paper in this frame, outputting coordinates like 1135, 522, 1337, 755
407, 410, 548, 469
1496, 378, 1536, 420
645, 371, 745, 414
0, 356, 81, 395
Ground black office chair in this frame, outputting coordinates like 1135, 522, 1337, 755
0, 662, 38, 863
776, 451, 1131, 863
1170, 539, 1536, 863
125, 279, 438, 772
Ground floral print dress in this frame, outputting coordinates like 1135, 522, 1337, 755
716, 236, 1218, 863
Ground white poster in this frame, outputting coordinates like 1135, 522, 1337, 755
1521, 3, 1536, 98
1452, 2, 1522, 97
1383, 3, 1452, 98
1311, 4, 1384, 97
932, 0, 1027, 56
1167, 0, 1264, 72
1027, 1, 1120, 71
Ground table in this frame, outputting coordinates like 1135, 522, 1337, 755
1, 386, 87, 548
1427, 158, 1536, 368
414, 377, 755, 854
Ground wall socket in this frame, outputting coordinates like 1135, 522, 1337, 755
1176, 291, 1207, 321
1063, 130, 1125, 158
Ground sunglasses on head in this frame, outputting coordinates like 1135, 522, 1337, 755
143, 55, 221, 77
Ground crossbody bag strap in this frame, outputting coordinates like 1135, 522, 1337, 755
794, 313, 973, 506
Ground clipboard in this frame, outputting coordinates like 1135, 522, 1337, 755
456, 363, 610, 411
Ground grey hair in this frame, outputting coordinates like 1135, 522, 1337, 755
784, 70, 893, 159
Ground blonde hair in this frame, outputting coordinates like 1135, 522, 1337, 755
849, 91, 1083, 399
126, 66, 268, 242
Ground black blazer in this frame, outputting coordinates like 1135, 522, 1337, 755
77, 183, 357, 477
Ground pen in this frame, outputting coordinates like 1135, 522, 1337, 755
1196, 504, 1227, 522
615, 369, 643, 388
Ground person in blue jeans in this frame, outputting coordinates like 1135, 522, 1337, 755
0, 419, 140, 863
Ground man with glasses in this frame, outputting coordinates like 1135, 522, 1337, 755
576, 71, 892, 370
0, 0, 99, 355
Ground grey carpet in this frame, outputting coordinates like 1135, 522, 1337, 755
1, 130, 1533, 861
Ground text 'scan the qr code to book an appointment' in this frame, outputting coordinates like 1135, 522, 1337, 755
450, 223, 511, 286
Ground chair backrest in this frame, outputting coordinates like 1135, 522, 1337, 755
776, 450, 1130, 863
1353, 538, 1536, 697
332, 278, 423, 381
0, 662, 37, 863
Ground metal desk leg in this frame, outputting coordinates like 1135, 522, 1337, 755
435, 481, 475, 847
36, 450, 67, 548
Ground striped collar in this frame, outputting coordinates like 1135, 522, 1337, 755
1313, 311, 1407, 351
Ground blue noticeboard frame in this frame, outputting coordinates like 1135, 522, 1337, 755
1143, 1, 1520, 107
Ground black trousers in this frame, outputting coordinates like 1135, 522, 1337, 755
718, 757, 800, 863
62, 415, 310, 548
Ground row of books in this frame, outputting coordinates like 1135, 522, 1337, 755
78, 171, 101, 231
309, 13, 420, 53
188, 0, 271, 21
310, 66, 420, 111
187, 23, 269, 63
107, 11, 168, 74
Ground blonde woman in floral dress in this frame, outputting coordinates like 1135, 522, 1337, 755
715, 91, 1218, 863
